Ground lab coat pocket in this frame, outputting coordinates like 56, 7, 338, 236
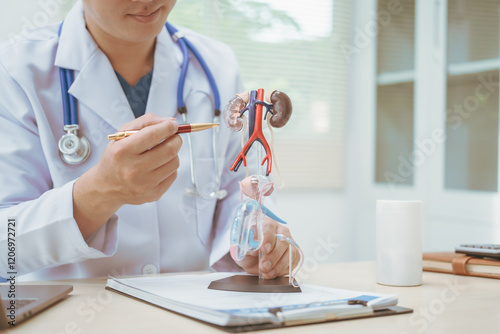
194, 157, 224, 246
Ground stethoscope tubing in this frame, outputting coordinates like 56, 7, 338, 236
58, 22, 78, 127
59, 67, 71, 126
182, 37, 220, 112
165, 22, 220, 114
175, 36, 190, 112
66, 69, 78, 125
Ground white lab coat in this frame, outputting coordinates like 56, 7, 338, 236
0, 1, 251, 281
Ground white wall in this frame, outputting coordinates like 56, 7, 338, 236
275, 191, 355, 265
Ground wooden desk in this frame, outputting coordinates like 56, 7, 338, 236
8, 262, 500, 333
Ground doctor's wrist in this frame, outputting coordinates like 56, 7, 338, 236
72, 167, 123, 240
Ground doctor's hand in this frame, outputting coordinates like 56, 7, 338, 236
232, 216, 300, 279
73, 114, 182, 240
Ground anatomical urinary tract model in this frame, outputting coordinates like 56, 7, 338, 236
224, 88, 292, 176
224, 89, 303, 287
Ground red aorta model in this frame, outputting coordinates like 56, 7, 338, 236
230, 89, 273, 175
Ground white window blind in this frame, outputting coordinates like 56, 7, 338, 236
170, 0, 350, 189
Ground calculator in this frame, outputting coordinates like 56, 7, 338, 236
455, 244, 500, 259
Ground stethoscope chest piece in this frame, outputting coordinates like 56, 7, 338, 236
58, 125, 91, 165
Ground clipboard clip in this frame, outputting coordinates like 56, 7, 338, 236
268, 299, 371, 326
268, 299, 369, 315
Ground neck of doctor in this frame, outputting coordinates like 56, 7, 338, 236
85, 21, 155, 87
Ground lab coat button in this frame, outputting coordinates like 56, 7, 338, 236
142, 264, 157, 275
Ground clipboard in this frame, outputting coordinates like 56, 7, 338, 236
106, 273, 413, 331
217, 306, 413, 332
108, 287, 412, 332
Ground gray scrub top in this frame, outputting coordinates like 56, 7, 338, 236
115, 70, 153, 118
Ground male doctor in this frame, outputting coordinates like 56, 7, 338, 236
0, 0, 297, 281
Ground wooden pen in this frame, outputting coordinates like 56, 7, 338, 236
107, 123, 219, 140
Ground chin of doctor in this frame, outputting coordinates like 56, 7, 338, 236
82, 0, 177, 43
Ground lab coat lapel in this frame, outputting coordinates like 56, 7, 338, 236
68, 52, 135, 131
144, 28, 182, 119
54, 1, 94, 72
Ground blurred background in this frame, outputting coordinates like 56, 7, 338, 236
1, 0, 499, 268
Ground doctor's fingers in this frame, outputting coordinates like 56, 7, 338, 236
122, 118, 179, 154
235, 255, 260, 275
124, 154, 179, 199
264, 243, 301, 279
122, 169, 178, 205
144, 170, 178, 203
261, 247, 290, 279
259, 238, 288, 275
119, 113, 174, 132
259, 217, 278, 257
259, 223, 292, 273
149, 155, 180, 186
140, 134, 182, 170
264, 246, 301, 279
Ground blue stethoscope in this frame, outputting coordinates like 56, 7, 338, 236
58, 21, 227, 199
